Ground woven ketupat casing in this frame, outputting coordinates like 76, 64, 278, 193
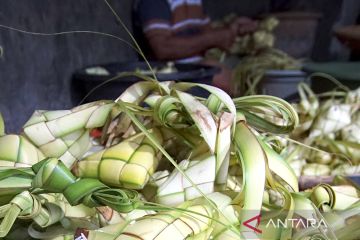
76, 128, 163, 189
0, 135, 44, 167
22, 101, 114, 168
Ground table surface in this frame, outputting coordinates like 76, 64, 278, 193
303, 62, 360, 81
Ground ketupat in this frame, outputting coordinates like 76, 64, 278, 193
75, 128, 164, 189
22, 101, 115, 168
0, 79, 359, 239
286, 82, 360, 177
81, 192, 239, 240
0, 191, 98, 238
0, 134, 45, 167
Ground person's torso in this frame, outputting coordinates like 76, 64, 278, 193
134, 0, 210, 62
166, 0, 209, 36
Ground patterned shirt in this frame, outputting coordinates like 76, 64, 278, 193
134, 0, 210, 63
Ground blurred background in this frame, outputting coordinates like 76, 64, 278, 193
0, 0, 359, 132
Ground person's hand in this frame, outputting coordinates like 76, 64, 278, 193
230, 17, 258, 36
211, 17, 258, 51
212, 27, 237, 51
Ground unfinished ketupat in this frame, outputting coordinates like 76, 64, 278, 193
0, 78, 359, 240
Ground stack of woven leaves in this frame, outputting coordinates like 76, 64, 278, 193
0, 77, 359, 240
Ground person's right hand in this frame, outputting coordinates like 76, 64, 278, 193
215, 17, 258, 51
211, 17, 258, 52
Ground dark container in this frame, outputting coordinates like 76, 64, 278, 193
71, 61, 220, 104
260, 69, 308, 100
302, 62, 360, 93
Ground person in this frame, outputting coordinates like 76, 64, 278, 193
133, 0, 258, 93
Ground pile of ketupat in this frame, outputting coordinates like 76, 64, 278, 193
232, 48, 300, 96
0, 77, 359, 240
229, 17, 300, 96
283, 82, 360, 178
206, 16, 280, 58
205, 16, 300, 96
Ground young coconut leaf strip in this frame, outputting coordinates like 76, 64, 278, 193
0, 79, 359, 239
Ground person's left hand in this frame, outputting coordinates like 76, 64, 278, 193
230, 17, 258, 36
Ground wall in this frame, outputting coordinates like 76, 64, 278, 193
289, 0, 343, 61
203, 0, 271, 18
0, 0, 136, 132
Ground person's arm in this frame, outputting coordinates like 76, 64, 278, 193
136, 0, 257, 60
146, 27, 235, 60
